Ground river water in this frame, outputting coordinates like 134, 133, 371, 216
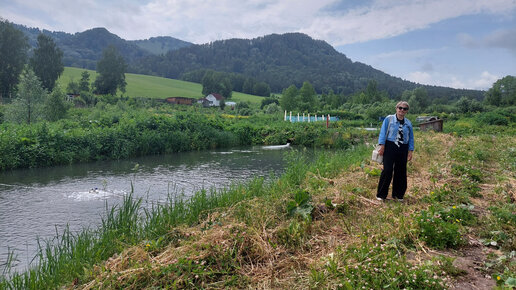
0, 146, 291, 273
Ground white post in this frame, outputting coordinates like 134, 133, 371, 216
297, 113, 300, 122
290, 111, 292, 122
315, 114, 317, 121
284, 110, 287, 121
303, 113, 305, 122
308, 113, 310, 122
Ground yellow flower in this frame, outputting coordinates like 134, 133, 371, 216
497, 276, 501, 280
456, 219, 460, 223
452, 206, 456, 209
146, 244, 150, 248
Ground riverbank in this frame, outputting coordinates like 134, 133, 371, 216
0, 107, 373, 171
1, 131, 515, 289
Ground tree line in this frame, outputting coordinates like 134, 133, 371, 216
0, 20, 127, 123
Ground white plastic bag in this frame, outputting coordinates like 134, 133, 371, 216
371, 144, 383, 164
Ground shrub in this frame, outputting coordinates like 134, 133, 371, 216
475, 112, 509, 126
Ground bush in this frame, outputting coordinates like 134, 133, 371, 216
475, 112, 509, 126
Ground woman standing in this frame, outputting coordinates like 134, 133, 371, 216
376, 101, 414, 201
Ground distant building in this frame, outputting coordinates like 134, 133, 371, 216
416, 116, 438, 123
225, 101, 236, 109
165, 97, 195, 105
198, 93, 224, 107
418, 118, 443, 132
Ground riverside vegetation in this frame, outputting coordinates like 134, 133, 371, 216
0, 110, 515, 288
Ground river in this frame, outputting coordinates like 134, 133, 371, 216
0, 145, 291, 273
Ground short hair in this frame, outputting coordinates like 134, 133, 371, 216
396, 101, 409, 109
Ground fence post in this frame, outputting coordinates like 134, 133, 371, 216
284, 110, 287, 121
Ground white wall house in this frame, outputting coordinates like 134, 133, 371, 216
205, 93, 224, 107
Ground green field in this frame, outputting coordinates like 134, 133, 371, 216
58, 67, 264, 104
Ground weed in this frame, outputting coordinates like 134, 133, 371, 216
286, 189, 313, 220
276, 219, 312, 250
416, 208, 464, 249
327, 243, 446, 289
451, 164, 483, 182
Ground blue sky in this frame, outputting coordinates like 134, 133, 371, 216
1, 0, 515, 90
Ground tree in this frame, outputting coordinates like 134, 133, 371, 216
485, 75, 516, 106
405, 87, 429, 113
253, 82, 271, 97
43, 85, 71, 121
94, 46, 127, 95
201, 70, 232, 99
0, 19, 29, 100
280, 85, 298, 111
79, 71, 91, 92
30, 34, 64, 91
298, 81, 318, 111
5, 69, 47, 124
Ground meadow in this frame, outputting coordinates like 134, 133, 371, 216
58, 67, 264, 104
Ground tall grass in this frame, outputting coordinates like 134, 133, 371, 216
0, 145, 368, 289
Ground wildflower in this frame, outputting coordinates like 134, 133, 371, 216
146, 243, 150, 248
452, 206, 456, 209
456, 219, 460, 223
497, 276, 501, 280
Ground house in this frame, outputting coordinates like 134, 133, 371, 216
419, 118, 443, 132
165, 97, 195, 105
199, 93, 224, 107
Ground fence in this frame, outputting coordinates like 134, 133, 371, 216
284, 111, 339, 128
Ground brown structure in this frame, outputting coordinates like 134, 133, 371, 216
165, 97, 195, 105
418, 118, 443, 132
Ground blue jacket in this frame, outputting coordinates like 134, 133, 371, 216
378, 114, 414, 151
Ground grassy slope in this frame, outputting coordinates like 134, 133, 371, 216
70, 132, 516, 288
58, 67, 264, 104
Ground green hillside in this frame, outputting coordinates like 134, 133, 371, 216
58, 67, 263, 104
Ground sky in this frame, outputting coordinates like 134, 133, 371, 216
2, 0, 515, 91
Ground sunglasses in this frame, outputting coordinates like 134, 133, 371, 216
397, 107, 409, 111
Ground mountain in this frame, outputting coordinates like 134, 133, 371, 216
13, 24, 483, 99
131, 36, 192, 55
134, 33, 483, 99
14, 24, 192, 70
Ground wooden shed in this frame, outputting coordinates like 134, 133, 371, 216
165, 97, 195, 105
418, 118, 443, 132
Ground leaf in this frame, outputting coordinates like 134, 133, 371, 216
505, 277, 516, 286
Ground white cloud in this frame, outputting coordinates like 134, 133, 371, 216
406, 71, 433, 85
4, 0, 516, 43
405, 70, 499, 90
472, 71, 499, 89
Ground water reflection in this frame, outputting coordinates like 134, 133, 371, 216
0, 146, 290, 272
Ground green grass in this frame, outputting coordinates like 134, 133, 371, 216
57, 67, 264, 104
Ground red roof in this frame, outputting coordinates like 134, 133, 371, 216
209, 93, 224, 100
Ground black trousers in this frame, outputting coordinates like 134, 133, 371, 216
377, 141, 409, 199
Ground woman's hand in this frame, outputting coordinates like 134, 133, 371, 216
378, 145, 385, 155
408, 151, 413, 161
